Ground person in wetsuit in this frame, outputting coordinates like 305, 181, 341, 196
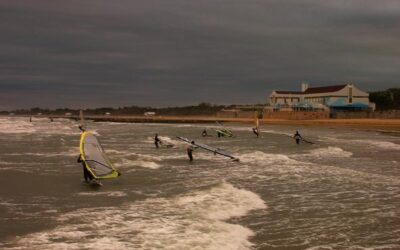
294, 131, 302, 145
202, 129, 208, 137
154, 133, 162, 148
77, 155, 94, 182
187, 141, 197, 161
78, 125, 85, 132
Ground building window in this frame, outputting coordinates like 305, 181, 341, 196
349, 87, 353, 104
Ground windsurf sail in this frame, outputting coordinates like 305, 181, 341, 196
79, 131, 120, 179
256, 118, 259, 131
177, 136, 239, 161
215, 121, 233, 137
253, 117, 260, 137
79, 110, 86, 131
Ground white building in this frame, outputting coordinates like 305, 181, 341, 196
144, 112, 156, 116
269, 83, 373, 111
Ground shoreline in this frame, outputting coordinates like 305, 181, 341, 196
6, 115, 400, 131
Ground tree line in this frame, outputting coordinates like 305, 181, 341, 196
369, 88, 400, 110
1, 89, 399, 115
0, 103, 233, 116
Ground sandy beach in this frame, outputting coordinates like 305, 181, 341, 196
40, 115, 400, 131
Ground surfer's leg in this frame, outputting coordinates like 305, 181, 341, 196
188, 151, 193, 161
83, 166, 89, 182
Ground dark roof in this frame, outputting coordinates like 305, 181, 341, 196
274, 84, 348, 95
304, 84, 347, 94
275, 91, 303, 94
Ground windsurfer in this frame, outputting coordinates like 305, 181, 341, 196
252, 128, 259, 137
77, 155, 94, 182
187, 141, 197, 161
294, 131, 302, 144
154, 133, 162, 148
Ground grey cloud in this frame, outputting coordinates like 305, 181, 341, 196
0, 0, 399, 109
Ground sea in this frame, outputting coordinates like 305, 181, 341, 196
0, 116, 399, 250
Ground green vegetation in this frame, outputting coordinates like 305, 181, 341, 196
0, 103, 234, 116
370, 88, 400, 110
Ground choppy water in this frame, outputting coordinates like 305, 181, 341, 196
0, 117, 399, 250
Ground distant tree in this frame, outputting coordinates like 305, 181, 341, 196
370, 88, 400, 110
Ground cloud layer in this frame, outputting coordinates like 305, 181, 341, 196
1, 0, 400, 109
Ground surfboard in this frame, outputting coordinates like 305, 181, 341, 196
161, 142, 174, 148
176, 136, 239, 161
80, 131, 120, 180
301, 138, 315, 144
87, 179, 103, 187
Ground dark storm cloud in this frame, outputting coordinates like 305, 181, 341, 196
1, 0, 400, 109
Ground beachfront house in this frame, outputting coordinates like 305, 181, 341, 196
268, 83, 374, 112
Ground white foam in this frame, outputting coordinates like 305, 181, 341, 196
114, 158, 161, 169
361, 140, 400, 150
177, 182, 267, 221
5, 147, 79, 158
305, 147, 353, 158
76, 191, 127, 197
0, 117, 82, 135
325, 137, 400, 151
11, 182, 266, 250
0, 117, 36, 134
146, 135, 187, 147
239, 151, 298, 165
107, 149, 185, 162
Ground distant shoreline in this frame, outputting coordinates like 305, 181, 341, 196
5, 114, 400, 131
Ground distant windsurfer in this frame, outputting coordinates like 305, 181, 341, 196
78, 125, 85, 132
294, 131, 302, 144
252, 127, 259, 137
77, 155, 94, 182
154, 133, 162, 148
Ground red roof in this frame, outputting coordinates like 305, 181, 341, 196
304, 84, 347, 94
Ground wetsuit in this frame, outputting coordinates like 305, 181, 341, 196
187, 141, 197, 161
155, 134, 161, 148
77, 155, 94, 182
294, 132, 302, 145
187, 146, 194, 161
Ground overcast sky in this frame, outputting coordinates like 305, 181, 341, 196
1, 0, 399, 110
